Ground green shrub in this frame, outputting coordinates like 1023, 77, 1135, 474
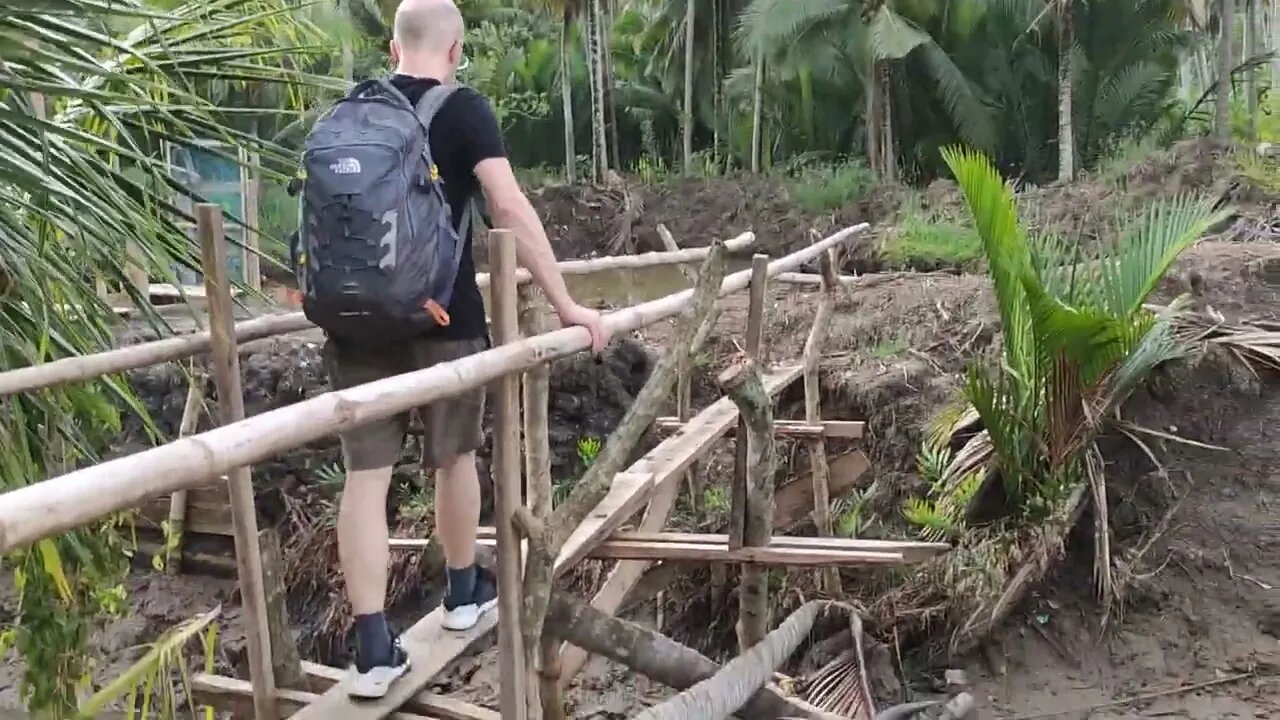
787, 160, 876, 212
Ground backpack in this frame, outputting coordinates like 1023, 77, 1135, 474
294, 78, 472, 342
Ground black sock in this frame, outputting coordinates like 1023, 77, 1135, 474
446, 564, 477, 607
354, 612, 392, 670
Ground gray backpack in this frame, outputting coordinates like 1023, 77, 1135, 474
295, 78, 471, 341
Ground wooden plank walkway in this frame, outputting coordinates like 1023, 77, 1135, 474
292, 363, 804, 719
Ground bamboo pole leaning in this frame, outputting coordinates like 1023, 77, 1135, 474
0, 232, 754, 398
164, 368, 207, 575
194, 204, 278, 720
0, 224, 868, 554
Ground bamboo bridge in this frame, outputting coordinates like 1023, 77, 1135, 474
0, 206, 952, 720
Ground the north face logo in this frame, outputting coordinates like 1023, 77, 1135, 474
329, 157, 361, 174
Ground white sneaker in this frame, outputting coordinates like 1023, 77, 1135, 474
441, 596, 498, 631
348, 636, 410, 699
441, 566, 499, 631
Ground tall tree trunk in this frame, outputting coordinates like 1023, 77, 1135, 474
1246, 0, 1259, 141
1272, 0, 1280, 89
682, 0, 696, 172
586, 0, 608, 181
338, 0, 354, 83
601, 1, 621, 171
1058, 0, 1075, 183
711, 0, 721, 166
750, 52, 764, 173
866, 61, 896, 180
560, 10, 577, 183
1217, 0, 1236, 142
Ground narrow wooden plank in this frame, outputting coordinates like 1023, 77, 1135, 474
774, 450, 871, 531
590, 541, 903, 566
395, 532, 948, 565
654, 417, 865, 439
289, 609, 497, 720
190, 673, 434, 720
196, 203, 277, 720
301, 662, 499, 720
554, 472, 655, 570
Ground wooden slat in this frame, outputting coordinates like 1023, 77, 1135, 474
301, 662, 499, 720
654, 417, 865, 439
288, 608, 497, 720
590, 541, 903, 566
774, 450, 871, 530
190, 673, 434, 720
553, 472, 655, 570
403, 530, 947, 565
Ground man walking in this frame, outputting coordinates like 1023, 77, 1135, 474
300, 0, 610, 699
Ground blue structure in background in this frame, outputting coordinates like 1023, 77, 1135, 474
167, 140, 248, 286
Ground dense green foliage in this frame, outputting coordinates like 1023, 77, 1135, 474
0, 1, 331, 713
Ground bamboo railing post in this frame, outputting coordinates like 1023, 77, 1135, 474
518, 286, 562, 720
489, 229, 529, 720
195, 203, 278, 720
804, 248, 842, 595
242, 149, 262, 293
730, 255, 770, 550
165, 368, 207, 575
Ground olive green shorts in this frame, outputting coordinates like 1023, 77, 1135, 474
322, 336, 488, 471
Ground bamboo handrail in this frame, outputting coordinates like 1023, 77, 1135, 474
0, 233, 755, 397
0, 225, 866, 553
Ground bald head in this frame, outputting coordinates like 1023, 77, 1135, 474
393, 0, 463, 52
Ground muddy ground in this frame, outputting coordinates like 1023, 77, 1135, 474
2, 140, 1278, 717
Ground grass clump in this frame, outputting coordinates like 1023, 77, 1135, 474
787, 159, 876, 212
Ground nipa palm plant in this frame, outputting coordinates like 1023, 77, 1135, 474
906, 145, 1229, 618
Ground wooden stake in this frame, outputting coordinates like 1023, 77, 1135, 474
195, 203, 278, 720
165, 368, 206, 575
730, 254, 770, 550
242, 149, 262, 293
259, 527, 304, 688
489, 228, 528, 720
720, 360, 776, 651
803, 248, 842, 595
518, 288, 561, 720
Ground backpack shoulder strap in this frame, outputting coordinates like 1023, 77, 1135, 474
414, 83, 466, 128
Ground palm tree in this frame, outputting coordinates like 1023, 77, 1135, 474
683, 0, 697, 169
0, 1, 333, 713
1058, 0, 1076, 182
1217, 0, 1236, 140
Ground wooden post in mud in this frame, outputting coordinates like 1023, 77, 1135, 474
803, 248, 842, 595
732, 253, 768, 650
165, 369, 206, 575
518, 287, 563, 720
258, 527, 304, 688
489, 229, 529, 720
721, 359, 777, 651
730, 255, 770, 551
195, 203, 278, 720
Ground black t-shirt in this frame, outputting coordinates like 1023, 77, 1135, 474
390, 74, 507, 341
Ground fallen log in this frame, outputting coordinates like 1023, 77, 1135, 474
543, 592, 839, 720
630, 600, 830, 720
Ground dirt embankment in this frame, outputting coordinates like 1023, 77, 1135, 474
13, 140, 1273, 717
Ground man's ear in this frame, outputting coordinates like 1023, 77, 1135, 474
389, 39, 400, 65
